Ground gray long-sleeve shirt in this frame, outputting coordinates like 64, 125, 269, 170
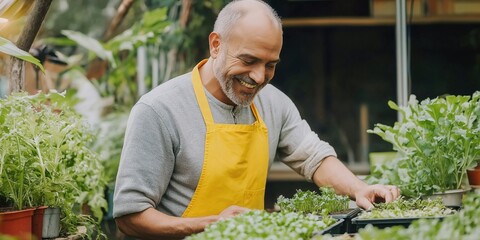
113, 72, 336, 218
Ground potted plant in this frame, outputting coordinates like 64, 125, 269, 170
467, 160, 480, 188
0, 92, 108, 238
0, 37, 47, 239
366, 92, 480, 205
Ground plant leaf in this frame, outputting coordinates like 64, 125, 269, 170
0, 36, 45, 71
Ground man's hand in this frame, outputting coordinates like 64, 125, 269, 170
312, 156, 401, 210
218, 205, 250, 220
354, 184, 401, 210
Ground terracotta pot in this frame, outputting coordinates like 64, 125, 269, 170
467, 167, 480, 188
0, 208, 35, 240
32, 206, 48, 240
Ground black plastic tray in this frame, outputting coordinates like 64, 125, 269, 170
330, 208, 361, 219
329, 208, 361, 233
314, 218, 345, 236
351, 215, 447, 231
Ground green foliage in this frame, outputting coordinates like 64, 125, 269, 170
91, 110, 129, 183
357, 196, 455, 219
0, 36, 44, 71
276, 187, 350, 215
367, 92, 480, 197
186, 210, 336, 240
0, 92, 107, 237
53, 7, 171, 108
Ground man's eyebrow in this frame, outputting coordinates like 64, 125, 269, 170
237, 54, 280, 64
270, 58, 281, 64
237, 54, 258, 61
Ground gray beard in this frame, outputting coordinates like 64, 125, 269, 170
213, 60, 253, 107
219, 75, 253, 107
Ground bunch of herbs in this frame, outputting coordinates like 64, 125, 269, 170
367, 92, 480, 197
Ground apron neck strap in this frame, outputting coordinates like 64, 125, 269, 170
192, 59, 260, 124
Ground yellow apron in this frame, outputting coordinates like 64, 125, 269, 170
182, 60, 269, 217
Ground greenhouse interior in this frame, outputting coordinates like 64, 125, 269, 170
1, 0, 480, 239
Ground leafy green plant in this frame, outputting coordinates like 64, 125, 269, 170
367, 92, 480, 197
186, 210, 336, 240
0, 92, 107, 237
276, 187, 350, 215
357, 196, 455, 219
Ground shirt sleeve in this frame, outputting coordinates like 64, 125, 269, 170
274, 93, 337, 182
113, 102, 175, 218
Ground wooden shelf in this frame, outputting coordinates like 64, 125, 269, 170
282, 15, 480, 27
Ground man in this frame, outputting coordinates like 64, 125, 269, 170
113, 0, 400, 239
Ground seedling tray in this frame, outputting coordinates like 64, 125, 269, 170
329, 208, 361, 233
351, 215, 447, 231
314, 218, 345, 236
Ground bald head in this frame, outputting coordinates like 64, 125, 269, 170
213, 0, 282, 41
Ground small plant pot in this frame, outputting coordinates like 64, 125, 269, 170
32, 206, 48, 240
423, 189, 468, 207
0, 208, 35, 239
467, 167, 480, 188
42, 207, 61, 238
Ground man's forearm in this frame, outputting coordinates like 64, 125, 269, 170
115, 207, 219, 239
312, 156, 368, 199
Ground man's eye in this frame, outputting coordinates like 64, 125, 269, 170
266, 64, 276, 69
242, 60, 255, 65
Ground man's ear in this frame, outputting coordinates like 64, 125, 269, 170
209, 32, 221, 59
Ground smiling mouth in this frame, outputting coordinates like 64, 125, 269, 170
237, 78, 257, 89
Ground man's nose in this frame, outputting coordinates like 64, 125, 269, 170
249, 65, 266, 85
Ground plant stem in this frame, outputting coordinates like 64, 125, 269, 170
15, 133, 24, 210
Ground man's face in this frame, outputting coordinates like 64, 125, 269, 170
213, 15, 282, 107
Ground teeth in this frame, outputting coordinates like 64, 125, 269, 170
238, 79, 256, 89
